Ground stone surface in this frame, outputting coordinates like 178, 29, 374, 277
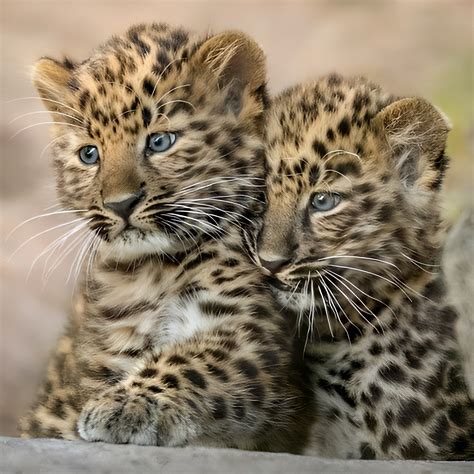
1, 437, 473, 474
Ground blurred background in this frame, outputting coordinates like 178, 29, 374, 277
1, 0, 473, 436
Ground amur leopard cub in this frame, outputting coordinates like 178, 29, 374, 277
253, 75, 473, 459
20, 23, 308, 451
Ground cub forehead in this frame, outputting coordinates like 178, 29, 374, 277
266, 74, 396, 163
76, 23, 198, 84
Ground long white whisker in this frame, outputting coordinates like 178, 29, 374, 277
317, 282, 334, 339
9, 217, 88, 260
325, 272, 381, 333
151, 57, 186, 96
154, 84, 191, 106
317, 255, 399, 271
321, 149, 362, 163
179, 201, 253, 224
319, 276, 351, 343
326, 269, 396, 317
40, 134, 70, 160
282, 280, 301, 309
9, 110, 84, 125
327, 264, 412, 301
6, 209, 87, 240
177, 196, 255, 210
401, 252, 439, 274
321, 276, 357, 343
10, 121, 87, 140
175, 177, 264, 198
156, 99, 195, 113
68, 230, 97, 284
166, 205, 246, 231
324, 168, 353, 188
26, 222, 89, 282
43, 227, 91, 285
178, 175, 264, 193
6, 97, 84, 117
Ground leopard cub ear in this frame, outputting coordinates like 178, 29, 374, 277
191, 31, 267, 126
373, 97, 451, 191
32, 57, 76, 114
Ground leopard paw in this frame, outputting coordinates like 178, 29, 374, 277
78, 386, 160, 445
77, 384, 200, 446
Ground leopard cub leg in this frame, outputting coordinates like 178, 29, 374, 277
78, 323, 302, 449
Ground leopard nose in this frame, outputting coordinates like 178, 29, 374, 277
104, 192, 144, 220
259, 256, 291, 274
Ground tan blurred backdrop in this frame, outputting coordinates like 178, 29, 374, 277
1, 0, 473, 436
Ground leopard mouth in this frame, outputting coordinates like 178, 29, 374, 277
266, 276, 294, 292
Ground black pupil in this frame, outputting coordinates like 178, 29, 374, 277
85, 147, 95, 158
317, 194, 328, 204
153, 136, 164, 146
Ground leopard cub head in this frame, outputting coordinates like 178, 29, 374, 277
33, 23, 267, 259
254, 75, 450, 329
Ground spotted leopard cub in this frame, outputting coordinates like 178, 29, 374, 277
253, 75, 473, 459
20, 23, 307, 451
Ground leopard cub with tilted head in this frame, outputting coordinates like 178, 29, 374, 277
20, 23, 309, 451
252, 74, 473, 459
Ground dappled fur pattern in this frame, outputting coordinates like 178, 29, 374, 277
252, 75, 473, 459
20, 23, 310, 451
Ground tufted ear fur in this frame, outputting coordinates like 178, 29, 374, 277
191, 31, 267, 126
373, 98, 451, 191
32, 57, 76, 114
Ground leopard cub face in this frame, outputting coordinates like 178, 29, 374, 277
254, 75, 450, 333
33, 23, 267, 259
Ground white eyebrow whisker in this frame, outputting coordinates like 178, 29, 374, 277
322, 149, 362, 163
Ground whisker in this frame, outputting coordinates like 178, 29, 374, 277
282, 280, 301, 309
26, 222, 89, 282
7, 209, 87, 240
324, 272, 381, 333
154, 84, 191, 107
6, 97, 84, 118
321, 277, 359, 343
43, 226, 91, 285
178, 174, 264, 192
319, 276, 352, 343
9, 217, 89, 260
9, 110, 84, 125
401, 252, 439, 274
168, 206, 245, 233
85, 231, 102, 290
327, 264, 412, 302
317, 282, 334, 339
316, 255, 400, 271
157, 99, 196, 113
151, 57, 186, 96
68, 230, 96, 284
321, 149, 362, 163
325, 271, 384, 333
10, 121, 88, 140
325, 269, 396, 317
40, 134, 70, 159
324, 168, 353, 188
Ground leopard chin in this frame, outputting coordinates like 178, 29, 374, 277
102, 228, 177, 259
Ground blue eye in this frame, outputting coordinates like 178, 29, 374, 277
311, 192, 341, 212
79, 145, 99, 164
147, 132, 177, 154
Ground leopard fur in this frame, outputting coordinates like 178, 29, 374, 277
20, 23, 310, 451
252, 74, 474, 459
